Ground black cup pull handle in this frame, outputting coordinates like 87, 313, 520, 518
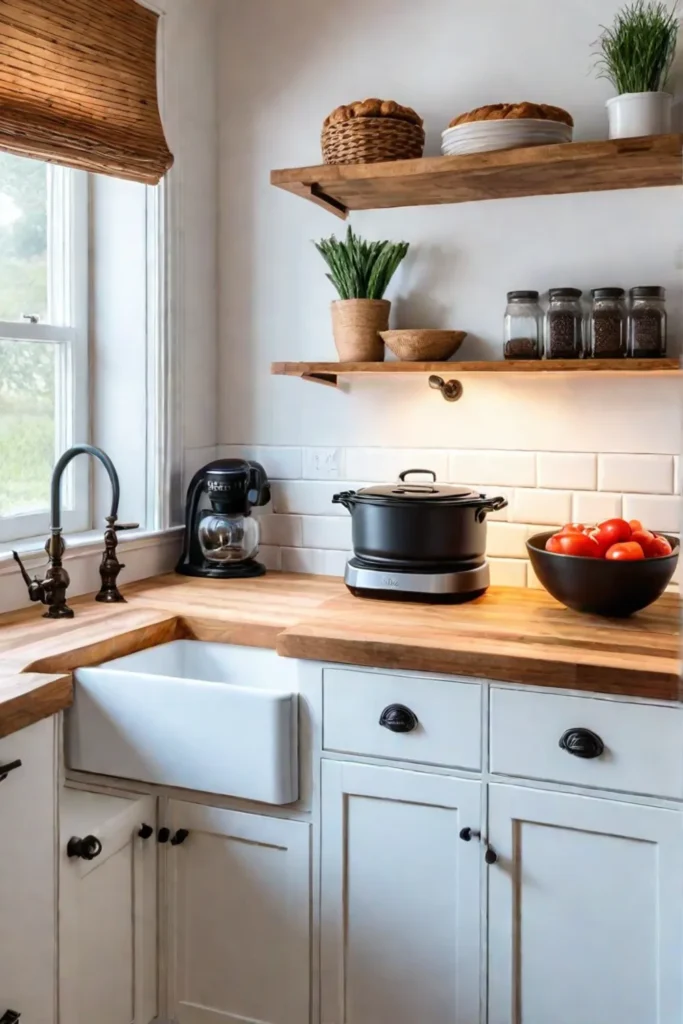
0, 1010, 21, 1023
157, 827, 171, 844
0, 760, 22, 783
379, 704, 418, 733
67, 835, 102, 861
138, 824, 154, 840
398, 469, 437, 483
559, 727, 605, 760
171, 829, 190, 846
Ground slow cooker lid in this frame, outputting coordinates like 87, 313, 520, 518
354, 470, 480, 505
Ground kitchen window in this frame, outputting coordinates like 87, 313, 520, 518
0, 152, 88, 544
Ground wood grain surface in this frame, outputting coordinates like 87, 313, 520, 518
271, 134, 683, 215
0, 573, 679, 738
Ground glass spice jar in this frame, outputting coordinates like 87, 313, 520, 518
503, 290, 543, 359
628, 286, 667, 358
546, 288, 584, 359
589, 288, 627, 358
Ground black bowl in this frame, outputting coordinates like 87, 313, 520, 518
527, 532, 680, 617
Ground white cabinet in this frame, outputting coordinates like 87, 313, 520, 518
60, 789, 158, 1024
488, 783, 683, 1024
321, 760, 482, 1024
166, 800, 311, 1024
0, 717, 57, 1024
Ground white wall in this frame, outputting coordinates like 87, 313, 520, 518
217, 0, 683, 584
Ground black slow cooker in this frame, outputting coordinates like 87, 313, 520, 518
333, 469, 507, 570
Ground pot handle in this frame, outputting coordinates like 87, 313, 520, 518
475, 495, 508, 523
332, 490, 357, 512
398, 469, 437, 483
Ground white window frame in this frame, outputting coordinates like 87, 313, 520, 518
0, 164, 89, 544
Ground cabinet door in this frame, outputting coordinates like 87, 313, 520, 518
488, 783, 683, 1024
60, 790, 158, 1024
321, 761, 482, 1024
0, 717, 57, 1023
166, 800, 311, 1024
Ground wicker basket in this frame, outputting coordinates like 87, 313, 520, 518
322, 117, 425, 165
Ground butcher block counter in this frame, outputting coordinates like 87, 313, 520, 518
0, 572, 679, 738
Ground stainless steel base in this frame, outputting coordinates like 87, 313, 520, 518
344, 558, 490, 597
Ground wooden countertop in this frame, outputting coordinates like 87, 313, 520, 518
0, 572, 680, 739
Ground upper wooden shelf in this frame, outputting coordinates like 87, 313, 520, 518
271, 134, 683, 218
272, 359, 681, 387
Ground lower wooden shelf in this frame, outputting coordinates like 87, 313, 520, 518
271, 359, 681, 388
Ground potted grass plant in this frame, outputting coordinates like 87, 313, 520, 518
595, 0, 679, 138
315, 227, 409, 361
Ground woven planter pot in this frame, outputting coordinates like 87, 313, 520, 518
331, 299, 390, 361
322, 118, 425, 165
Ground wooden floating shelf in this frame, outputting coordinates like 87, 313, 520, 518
271, 134, 683, 218
272, 359, 681, 388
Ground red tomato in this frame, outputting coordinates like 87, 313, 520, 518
629, 519, 644, 533
557, 522, 586, 535
585, 527, 610, 557
605, 541, 645, 561
650, 535, 673, 557
594, 518, 632, 551
546, 532, 601, 558
630, 529, 657, 557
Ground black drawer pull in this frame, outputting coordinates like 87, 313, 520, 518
67, 835, 102, 861
0, 1010, 21, 1023
559, 727, 605, 760
157, 827, 171, 844
138, 824, 154, 840
0, 760, 22, 782
379, 704, 418, 733
171, 829, 189, 846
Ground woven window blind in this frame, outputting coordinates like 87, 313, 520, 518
0, 0, 173, 184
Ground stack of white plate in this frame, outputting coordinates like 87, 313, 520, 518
441, 118, 572, 156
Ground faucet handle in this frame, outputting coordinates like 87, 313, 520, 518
12, 552, 46, 604
113, 522, 140, 532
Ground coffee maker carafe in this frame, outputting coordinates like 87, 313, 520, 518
176, 459, 271, 579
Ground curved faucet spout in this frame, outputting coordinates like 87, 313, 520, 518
50, 444, 120, 531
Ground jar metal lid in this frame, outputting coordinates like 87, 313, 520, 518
507, 290, 539, 301
591, 287, 625, 299
549, 288, 582, 300
630, 286, 665, 298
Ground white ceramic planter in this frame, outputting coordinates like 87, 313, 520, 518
606, 92, 672, 139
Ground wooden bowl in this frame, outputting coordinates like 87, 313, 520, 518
380, 330, 467, 362
527, 531, 680, 617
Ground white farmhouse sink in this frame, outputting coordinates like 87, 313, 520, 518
65, 640, 299, 804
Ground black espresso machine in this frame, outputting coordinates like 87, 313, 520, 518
176, 459, 271, 579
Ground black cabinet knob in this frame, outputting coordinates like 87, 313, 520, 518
559, 727, 605, 760
138, 824, 154, 840
0, 1010, 21, 1023
157, 828, 171, 844
459, 827, 481, 842
170, 829, 189, 846
379, 704, 418, 733
485, 845, 498, 865
67, 835, 102, 861
0, 760, 22, 783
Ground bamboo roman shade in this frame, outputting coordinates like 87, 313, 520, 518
0, 0, 173, 184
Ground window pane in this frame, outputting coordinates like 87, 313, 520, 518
0, 339, 55, 516
0, 153, 47, 322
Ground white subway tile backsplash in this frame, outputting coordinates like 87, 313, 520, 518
674, 456, 680, 494
218, 445, 302, 480
526, 563, 544, 590
489, 558, 528, 588
511, 489, 571, 526
572, 491, 622, 524
537, 453, 596, 491
281, 547, 349, 576
302, 447, 344, 480
622, 494, 682, 533
301, 516, 353, 550
345, 449, 448, 482
258, 514, 302, 547
259, 545, 282, 571
450, 450, 536, 488
270, 480, 355, 516
487, 522, 531, 559
598, 454, 673, 495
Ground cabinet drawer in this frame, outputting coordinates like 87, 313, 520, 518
323, 668, 482, 770
490, 687, 683, 798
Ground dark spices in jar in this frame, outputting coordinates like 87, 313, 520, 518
629, 287, 666, 357
504, 337, 539, 359
589, 288, 626, 358
546, 289, 583, 359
